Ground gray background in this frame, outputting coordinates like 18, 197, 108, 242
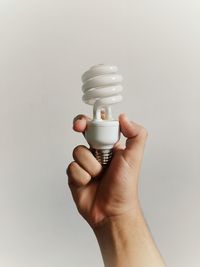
0, 0, 200, 266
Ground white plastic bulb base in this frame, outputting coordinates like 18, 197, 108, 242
84, 120, 120, 166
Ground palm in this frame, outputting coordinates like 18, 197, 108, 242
75, 148, 138, 226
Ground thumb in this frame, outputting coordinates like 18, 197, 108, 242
119, 114, 148, 166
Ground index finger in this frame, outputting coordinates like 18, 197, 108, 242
73, 114, 90, 133
73, 110, 106, 133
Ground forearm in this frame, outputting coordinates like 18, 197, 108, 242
94, 207, 166, 267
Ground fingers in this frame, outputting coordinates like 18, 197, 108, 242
70, 114, 103, 191
119, 114, 148, 143
67, 161, 91, 187
73, 145, 102, 177
119, 114, 148, 164
73, 114, 90, 133
73, 111, 105, 133
67, 145, 102, 191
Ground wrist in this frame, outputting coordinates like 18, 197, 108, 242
93, 204, 143, 233
93, 207, 144, 267
93, 206, 166, 267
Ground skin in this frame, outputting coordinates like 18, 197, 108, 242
67, 113, 167, 267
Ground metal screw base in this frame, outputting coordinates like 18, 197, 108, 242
92, 149, 113, 166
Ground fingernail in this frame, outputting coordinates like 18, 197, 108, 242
73, 116, 82, 123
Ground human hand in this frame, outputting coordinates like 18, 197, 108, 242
67, 113, 148, 229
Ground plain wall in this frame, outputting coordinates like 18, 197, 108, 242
0, 0, 200, 266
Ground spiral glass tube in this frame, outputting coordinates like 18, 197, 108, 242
81, 64, 123, 165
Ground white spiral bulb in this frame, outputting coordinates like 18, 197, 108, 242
81, 64, 123, 120
80, 64, 123, 166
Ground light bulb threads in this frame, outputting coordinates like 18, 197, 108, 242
92, 149, 113, 166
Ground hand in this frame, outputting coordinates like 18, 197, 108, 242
67, 115, 167, 267
67, 113, 148, 228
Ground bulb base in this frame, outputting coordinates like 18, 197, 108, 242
92, 149, 113, 166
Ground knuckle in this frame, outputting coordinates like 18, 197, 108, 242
140, 127, 148, 139
66, 161, 77, 176
73, 145, 86, 159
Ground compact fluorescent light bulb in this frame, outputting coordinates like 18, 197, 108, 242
81, 64, 123, 166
